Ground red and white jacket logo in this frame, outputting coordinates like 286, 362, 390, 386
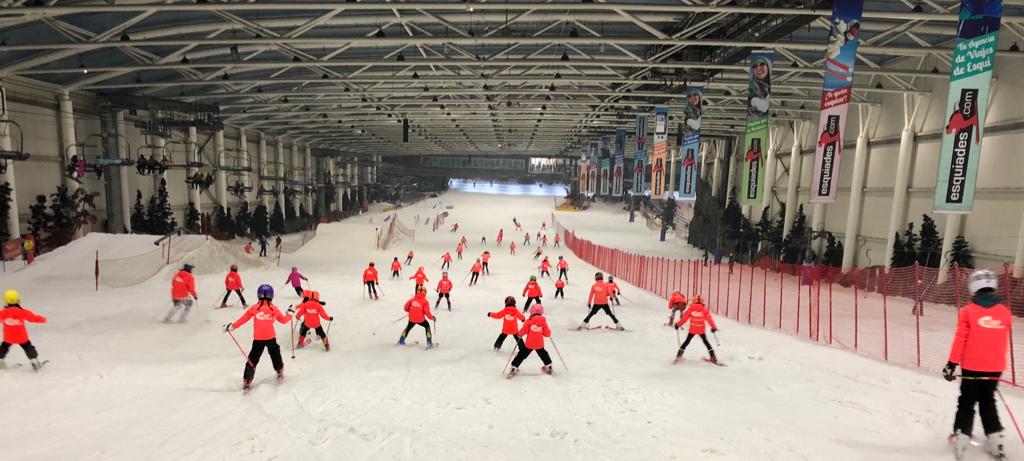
978, 316, 1006, 329
255, 312, 273, 321
530, 325, 543, 333
3, 318, 23, 326
504, 314, 516, 321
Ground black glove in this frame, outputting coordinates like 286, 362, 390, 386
329, 317, 334, 321
224, 324, 233, 332
943, 362, 958, 382
486, 312, 491, 318
673, 324, 679, 330
712, 328, 718, 333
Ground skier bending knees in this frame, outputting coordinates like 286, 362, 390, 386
399, 286, 435, 346
225, 284, 292, 392
673, 295, 717, 364
580, 272, 622, 330
508, 304, 553, 377
488, 296, 526, 351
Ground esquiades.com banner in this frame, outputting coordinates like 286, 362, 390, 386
678, 87, 703, 202
740, 51, 774, 206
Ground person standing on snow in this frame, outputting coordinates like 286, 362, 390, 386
541, 234, 548, 247
480, 235, 487, 245
507, 304, 553, 378
497, 229, 504, 247
523, 233, 531, 246
398, 286, 435, 347
580, 272, 622, 330
244, 241, 254, 255
488, 296, 525, 351
509, 241, 517, 255
522, 276, 544, 312
283, 267, 308, 297
945, 270, 1012, 460
460, 235, 468, 249
0, 290, 47, 371
607, 276, 622, 306
440, 252, 452, 271
220, 264, 247, 308
363, 262, 380, 299
225, 284, 292, 393
258, 238, 268, 257
470, 259, 483, 286
554, 278, 566, 299
435, 272, 454, 311
409, 266, 429, 293
295, 291, 333, 351
557, 256, 569, 282
405, 250, 414, 265
533, 246, 543, 260
391, 257, 402, 279
539, 257, 552, 278
667, 290, 687, 325
456, 243, 464, 260
553, 233, 561, 248
166, 263, 198, 323
481, 251, 492, 274
673, 295, 717, 364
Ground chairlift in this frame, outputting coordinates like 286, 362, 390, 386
0, 120, 31, 174
135, 143, 168, 176
162, 140, 206, 170
218, 147, 252, 172
258, 161, 286, 182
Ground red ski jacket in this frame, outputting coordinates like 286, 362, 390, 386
668, 292, 687, 310
555, 279, 565, 289
471, 262, 483, 273
410, 271, 429, 285
171, 270, 197, 300
540, 260, 551, 271
407, 251, 414, 259
0, 306, 46, 345
391, 261, 402, 272
296, 300, 330, 328
404, 294, 434, 323
436, 277, 453, 294
225, 271, 243, 291
363, 267, 379, 283
518, 315, 551, 350
557, 260, 568, 270
588, 282, 611, 305
676, 303, 716, 335
456, 244, 464, 254
232, 301, 291, 341
608, 282, 621, 296
522, 281, 543, 298
482, 253, 491, 263
948, 301, 1012, 372
441, 253, 452, 262
489, 306, 525, 335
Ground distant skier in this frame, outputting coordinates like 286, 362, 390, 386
497, 229, 504, 247
225, 284, 292, 393
284, 267, 308, 297
258, 237, 268, 257
459, 235, 468, 248
557, 256, 569, 281
166, 263, 197, 323
481, 251, 491, 275
539, 257, 552, 278
470, 259, 483, 286
480, 236, 487, 245
554, 279, 565, 299
523, 233, 531, 246
363, 262, 380, 299
405, 250, 414, 265
533, 246, 543, 260
487, 296, 525, 351
509, 241, 517, 255
410, 266, 429, 293
607, 276, 622, 306
507, 304, 553, 378
391, 257, 402, 279
450, 223, 459, 233
220, 264, 247, 308
667, 290, 687, 325
440, 251, 452, 271
456, 243, 464, 260
728, 253, 735, 274
945, 270, 1011, 460
295, 291, 332, 351
398, 286, 434, 347
673, 295, 717, 364
0, 290, 47, 371
435, 271, 454, 311
580, 272, 622, 330
541, 234, 548, 247
522, 275, 543, 312
553, 233, 561, 248
244, 241, 254, 255
541, 222, 547, 231
275, 235, 282, 250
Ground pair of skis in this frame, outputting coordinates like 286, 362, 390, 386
397, 340, 439, 351
672, 357, 725, 367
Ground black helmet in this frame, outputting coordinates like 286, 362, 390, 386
504, 296, 516, 306
183, 263, 194, 273
369, 262, 375, 267
594, 272, 603, 280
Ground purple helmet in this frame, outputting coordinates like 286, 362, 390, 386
257, 284, 274, 301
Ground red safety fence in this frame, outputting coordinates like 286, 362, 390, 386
551, 214, 1024, 383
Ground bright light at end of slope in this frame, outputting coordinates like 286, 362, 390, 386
448, 179, 568, 197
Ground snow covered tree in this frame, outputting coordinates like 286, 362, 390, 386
950, 235, 974, 269
917, 214, 942, 268
185, 202, 201, 233
660, 196, 676, 242
823, 232, 843, 267
781, 204, 807, 264
269, 201, 286, 235
250, 203, 269, 239
0, 182, 12, 242
235, 200, 251, 237
130, 190, 148, 234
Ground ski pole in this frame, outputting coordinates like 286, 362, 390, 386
376, 283, 385, 297
226, 329, 256, 369
325, 319, 333, 339
289, 306, 296, 359
712, 331, 721, 347
675, 327, 681, 348
371, 314, 407, 336
996, 387, 1024, 444
502, 342, 519, 375
549, 337, 569, 373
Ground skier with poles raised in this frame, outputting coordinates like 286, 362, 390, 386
410, 266, 429, 294
440, 251, 452, 271
362, 262, 380, 300
945, 269, 1012, 460
295, 291, 333, 351
522, 275, 544, 312
435, 271, 454, 311
283, 267, 308, 297
165, 263, 197, 323
557, 256, 569, 282
219, 264, 247, 308
579, 272, 623, 330
391, 257, 402, 279
488, 296, 525, 351
667, 290, 687, 326
225, 284, 292, 393
539, 256, 552, 278
398, 286, 435, 348
0, 290, 47, 371
469, 259, 483, 286
507, 304, 553, 378
673, 295, 718, 365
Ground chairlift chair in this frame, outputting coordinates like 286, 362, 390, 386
0, 120, 31, 174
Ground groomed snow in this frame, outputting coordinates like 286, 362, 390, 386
0, 189, 1017, 460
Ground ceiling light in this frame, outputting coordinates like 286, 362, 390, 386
79, 64, 88, 74
375, 29, 386, 38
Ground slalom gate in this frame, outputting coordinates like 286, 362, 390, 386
551, 213, 1024, 384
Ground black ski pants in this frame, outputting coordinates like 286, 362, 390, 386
243, 339, 284, 381
494, 333, 524, 350
679, 333, 714, 353
511, 347, 552, 368
554, 288, 564, 299
482, 262, 490, 275
401, 321, 432, 340
558, 269, 568, 281
436, 293, 451, 310
523, 297, 542, 312
365, 281, 378, 297
954, 370, 1004, 436
441, 261, 450, 270
222, 289, 247, 306
583, 304, 619, 324
298, 325, 327, 340
470, 272, 480, 285
0, 341, 38, 360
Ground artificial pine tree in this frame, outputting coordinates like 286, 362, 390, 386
28, 194, 49, 237
660, 196, 676, 242
950, 235, 974, 269
823, 232, 844, 267
0, 182, 12, 242
900, 222, 918, 267
130, 190, 148, 234
298, 202, 309, 228
890, 232, 906, 267
185, 202, 201, 233
235, 200, 251, 237
917, 214, 942, 268
269, 201, 286, 235
250, 203, 270, 239
781, 204, 807, 264
721, 196, 744, 242
284, 195, 296, 223
147, 179, 177, 235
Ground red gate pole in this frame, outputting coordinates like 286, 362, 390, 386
854, 270, 860, 350
716, 262, 722, 312
882, 267, 890, 362
796, 266, 802, 335
762, 264, 768, 327
1005, 263, 1017, 384
915, 263, 922, 367
725, 261, 732, 319
828, 269, 834, 345
778, 267, 784, 329
747, 263, 754, 324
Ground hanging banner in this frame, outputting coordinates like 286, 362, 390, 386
613, 128, 626, 196
809, 0, 864, 203
634, 115, 648, 195
678, 87, 703, 202
599, 159, 611, 195
934, 0, 1002, 213
600, 136, 611, 159
740, 51, 774, 205
578, 146, 589, 196
650, 107, 668, 198
588, 152, 598, 196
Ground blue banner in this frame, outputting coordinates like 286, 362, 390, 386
678, 87, 703, 202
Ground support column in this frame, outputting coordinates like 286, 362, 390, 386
239, 128, 250, 204
725, 150, 738, 203
151, 136, 166, 189
275, 138, 285, 209
116, 111, 132, 232
257, 133, 268, 208
187, 127, 201, 213
214, 129, 227, 209
1014, 210, 1024, 278
304, 145, 313, 211
711, 143, 722, 197
100, 109, 126, 233
782, 122, 806, 237
667, 147, 677, 199
941, 214, 964, 282
290, 140, 301, 214
842, 133, 871, 269
57, 90, 80, 192
760, 125, 781, 218
0, 87, 20, 237
885, 95, 927, 267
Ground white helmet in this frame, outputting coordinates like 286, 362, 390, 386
968, 269, 999, 295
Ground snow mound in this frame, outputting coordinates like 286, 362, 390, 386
157, 238, 273, 279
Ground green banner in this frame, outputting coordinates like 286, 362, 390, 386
740, 51, 774, 205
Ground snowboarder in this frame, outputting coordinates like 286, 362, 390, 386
509, 241, 517, 255
580, 272, 622, 330
165, 263, 198, 323
284, 267, 308, 297
456, 243, 464, 260
607, 276, 622, 306
410, 266, 429, 293
435, 271, 454, 311
405, 250, 414, 265
363, 262, 380, 299
469, 259, 483, 286
539, 257, 552, 278
391, 257, 402, 279
0, 290, 47, 371
398, 286, 435, 347
488, 296, 525, 351
225, 284, 292, 392
673, 295, 717, 364
481, 251, 491, 275
945, 269, 1012, 460
295, 291, 332, 351
521, 275, 544, 310
507, 304, 553, 378
533, 246, 543, 260
557, 256, 569, 282
667, 290, 687, 325
440, 252, 452, 271
554, 278, 566, 299
220, 264, 247, 308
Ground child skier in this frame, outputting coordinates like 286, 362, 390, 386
554, 278, 566, 299
220, 264, 247, 308
284, 267, 308, 297
580, 272, 622, 330
405, 250, 414, 265
410, 266, 429, 293
554, 234, 561, 248
507, 304, 553, 378
363, 262, 380, 299
487, 296, 525, 351
399, 286, 435, 347
470, 259, 483, 286
481, 251, 491, 274
541, 234, 548, 247
225, 284, 292, 392
460, 235, 468, 248
522, 275, 544, 312
533, 246, 543, 260
391, 257, 402, 279
673, 295, 718, 364
668, 290, 687, 325
440, 252, 452, 271
523, 233, 531, 246
295, 291, 333, 351
509, 241, 517, 255
607, 276, 622, 306
557, 256, 569, 281
945, 269, 1012, 460
497, 229, 504, 247
539, 257, 552, 278
435, 271, 454, 311
166, 263, 197, 323
0, 290, 47, 371
456, 243, 464, 260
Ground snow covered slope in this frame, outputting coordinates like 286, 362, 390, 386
0, 190, 1016, 461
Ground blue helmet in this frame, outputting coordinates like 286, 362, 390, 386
257, 284, 274, 301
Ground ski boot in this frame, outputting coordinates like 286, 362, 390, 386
426, 338, 434, 349
541, 365, 553, 375
673, 349, 685, 364
398, 336, 406, 346
577, 322, 589, 331
952, 430, 971, 461
276, 369, 285, 384
986, 431, 1007, 460
322, 337, 331, 351
296, 338, 306, 349
218, 303, 228, 308
613, 322, 626, 331
708, 351, 719, 364
242, 379, 253, 394
30, 359, 43, 372
506, 367, 520, 379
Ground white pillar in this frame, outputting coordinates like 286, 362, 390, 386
290, 140, 301, 213
884, 127, 916, 267
711, 144, 722, 197
239, 128, 251, 204
304, 145, 313, 211
116, 111, 132, 232
0, 87, 20, 237
187, 126, 201, 211
725, 141, 738, 203
759, 128, 781, 219
941, 214, 964, 282
842, 133, 870, 269
811, 202, 826, 257
1014, 210, 1024, 278
258, 133, 268, 208
57, 90, 80, 193
214, 129, 227, 208
275, 138, 285, 209
782, 126, 804, 237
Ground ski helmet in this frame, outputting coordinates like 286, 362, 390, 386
257, 284, 275, 301
291, 266, 297, 272
417, 285, 428, 294
3, 289, 20, 305
182, 263, 194, 273
969, 269, 999, 295
594, 272, 604, 280
230, 264, 238, 272
529, 304, 544, 316
394, 257, 399, 261
558, 256, 563, 259
530, 275, 537, 281
302, 290, 312, 301
504, 296, 516, 306
693, 294, 703, 304
369, 262, 375, 267
309, 291, 320, 302
608, 276, 615, 282
442, 271, 448, 277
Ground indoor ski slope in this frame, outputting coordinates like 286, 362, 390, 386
0, 190, 1017, 461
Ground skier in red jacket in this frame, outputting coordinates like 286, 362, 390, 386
554, 233, 561, 248
522, 275, 544, 312
674, 295, 718, 364
225, 284, 292, 392
405, 250, 414, 265
166, 263, 197, 323
399, 286, 435, 347
0, 290, 46, 371
509, 241, 517, 255
456, 243, 464, 260
539, 257, 552, 278
410, 267, 429, 293
557, 256, 569, 281
391, 257, 402, 279
668, 290, 687, 325
481, 251, 491, 274
435, 272, 454, 311
497, 229, 504, 247
363, 262, 380, 299
533, 246, 543, 260
554, 279, 566, 299
488, 296, 526, 351
220, 264, 247, 308
607, 276, 622, 306
295, 291, 333, 351
440, 252, 452, 271
945, 270, 1012, 460
507, 304, 553, 378
580, 272, 622, 330
470, 259, 483, 286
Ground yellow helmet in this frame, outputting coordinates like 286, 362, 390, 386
4, 289, 20, 305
